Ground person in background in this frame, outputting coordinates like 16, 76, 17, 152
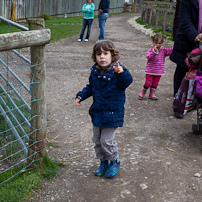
138, 34, 173, 100
75, 40, 133, 178
170, 0, 202, 118
78, 0, 95, 42
98, 0, 110, 40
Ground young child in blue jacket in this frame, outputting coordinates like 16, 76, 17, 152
76, 40, 133, 178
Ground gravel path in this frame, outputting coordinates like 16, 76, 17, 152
26, 13, 202, 202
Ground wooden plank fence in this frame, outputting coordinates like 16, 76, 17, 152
0, 0, 125, 20
141, 1, 176, 31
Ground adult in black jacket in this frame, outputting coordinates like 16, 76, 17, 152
170, 0, 201, 96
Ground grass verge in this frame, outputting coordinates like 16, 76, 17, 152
0, 15, 84, 42
0, 154, 65, 202
44, 16, 83, 42
135, 17, 173, 41
0, 21, 20, 35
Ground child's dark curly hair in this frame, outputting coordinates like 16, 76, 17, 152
91, 40, 119, 63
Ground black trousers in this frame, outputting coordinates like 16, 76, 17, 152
174, 64, 189, 95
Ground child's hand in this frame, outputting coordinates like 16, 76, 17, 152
113, 61, 123, 74
154, 46, 158, 53
76, 98, 82, 106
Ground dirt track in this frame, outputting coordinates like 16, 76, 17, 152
28, 13, 202, 202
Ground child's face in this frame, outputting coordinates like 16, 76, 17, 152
96, 48, 112, 68
152, 39, 163, 49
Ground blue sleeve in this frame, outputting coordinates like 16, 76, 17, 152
114, 66, 133, 90
76, 74, 93, 101
99, 0, 103, 10
99, 0, 110, 12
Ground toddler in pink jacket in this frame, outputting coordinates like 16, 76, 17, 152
138, 34, 173, 100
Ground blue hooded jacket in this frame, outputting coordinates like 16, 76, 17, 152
76, 61, 133, 127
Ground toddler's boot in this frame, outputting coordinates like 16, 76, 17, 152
138, 88, 147, 99
94, 160, 109, 176
149, 88, 158, 100
105, 157, 120, 178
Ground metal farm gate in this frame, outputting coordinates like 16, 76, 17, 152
0, 16, 50, 185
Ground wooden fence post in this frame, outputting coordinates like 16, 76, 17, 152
141, 7, 144, 21
163, 11, 167, 31
144, 8, 148, 23
140, 1, 175, 30
149, 9, 153, 25
155, 10, 159, 28
27, 18, 47, 167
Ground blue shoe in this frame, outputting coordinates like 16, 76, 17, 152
94, 160, 109, 176
105, 159, 120, 178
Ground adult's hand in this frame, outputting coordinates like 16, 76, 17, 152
98, 9, 103, 15
195, 33, 202, 42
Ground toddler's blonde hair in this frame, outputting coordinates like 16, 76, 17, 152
151, 33, 166, 44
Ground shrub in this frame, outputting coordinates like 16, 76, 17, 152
39, 13, 52, 20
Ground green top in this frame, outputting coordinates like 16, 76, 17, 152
82, 3, 95, 19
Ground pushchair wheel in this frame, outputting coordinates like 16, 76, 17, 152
192, 124, 202, 134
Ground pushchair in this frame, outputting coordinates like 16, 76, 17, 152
186, 46, 202, 134
192, 68, 202, 134
192, 99, 202, 134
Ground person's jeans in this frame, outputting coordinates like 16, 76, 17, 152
98, 13, 109, 40
79, 18, 94, 40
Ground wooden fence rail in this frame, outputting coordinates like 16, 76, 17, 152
141, 1, 176, 31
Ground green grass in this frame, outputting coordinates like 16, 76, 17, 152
0, 154, 65, 202
44, 16, 84, 41
0, 96, 30, 162
0, 21, 21, 35
0, 16, 84, 42
135, 17, 173, 41
48, 141, 61, 148
0, 96, 64, 201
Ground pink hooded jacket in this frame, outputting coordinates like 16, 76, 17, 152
145, 46, 173, 75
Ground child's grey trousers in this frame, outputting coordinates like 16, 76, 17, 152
92, 126, 118, 161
